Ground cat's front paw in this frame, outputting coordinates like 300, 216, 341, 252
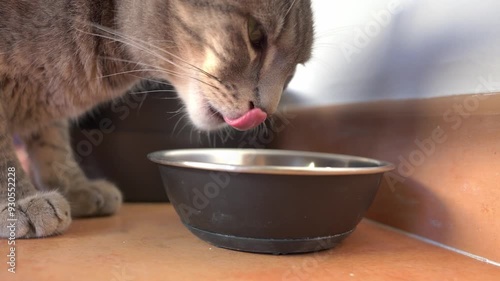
66, 179, 122, 217
0, 191, 72, 238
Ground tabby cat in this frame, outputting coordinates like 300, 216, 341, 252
0, 0, 314, 238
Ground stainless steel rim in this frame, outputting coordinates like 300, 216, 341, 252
147, 149, 395, 175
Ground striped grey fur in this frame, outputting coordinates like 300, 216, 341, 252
0, 0, 314, 238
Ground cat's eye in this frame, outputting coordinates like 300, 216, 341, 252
248, 17, 266, 49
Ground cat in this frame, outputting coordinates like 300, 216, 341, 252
0, 0, 314, 238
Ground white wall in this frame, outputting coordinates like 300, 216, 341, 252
287, 0, 500, 105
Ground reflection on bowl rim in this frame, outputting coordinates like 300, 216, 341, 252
148, 149, 395, 176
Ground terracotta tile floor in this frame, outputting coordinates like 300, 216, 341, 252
1, 204, 498, 281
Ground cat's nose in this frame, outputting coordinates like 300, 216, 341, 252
223, 107, 267, 131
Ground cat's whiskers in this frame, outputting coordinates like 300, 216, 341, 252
134, 77, 175, 89
81, 25, 233, 127
136, 92, 149, 115
99, 68, 163, 79
171, 112, 190, 137
77, 28, 199, 81
284, 0, 299, 19
189, 127, 194, 144
101, 56, 220, 90
99, 56, 158, 72
172, 119, 188, 137
220, 126, 234, 143
89, 24, 222, 83
205, 131, 211, 147
132, 89, 179, 96
78, 26, 182, 70
167, 107, 186, 120
100, 67, 195, 82
261, 121, 269, 137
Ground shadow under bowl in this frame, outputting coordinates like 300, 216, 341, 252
148, 149, 394, 254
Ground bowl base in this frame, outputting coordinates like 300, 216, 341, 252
185, 224, 355, 255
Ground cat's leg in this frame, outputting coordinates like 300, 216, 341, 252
25, 120, 122, 217
0, 108, 71, 238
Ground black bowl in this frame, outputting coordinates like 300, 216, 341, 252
148, 149, 394, 254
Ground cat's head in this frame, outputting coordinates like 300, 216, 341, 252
131, 0, 314, 131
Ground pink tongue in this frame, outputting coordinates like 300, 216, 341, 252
224, 108, 267, 131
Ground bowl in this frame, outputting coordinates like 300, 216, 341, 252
148, 149, 394, 254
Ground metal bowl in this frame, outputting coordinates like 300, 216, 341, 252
148, 149, 394, 254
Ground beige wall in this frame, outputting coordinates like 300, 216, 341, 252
270, 93, 500, 263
